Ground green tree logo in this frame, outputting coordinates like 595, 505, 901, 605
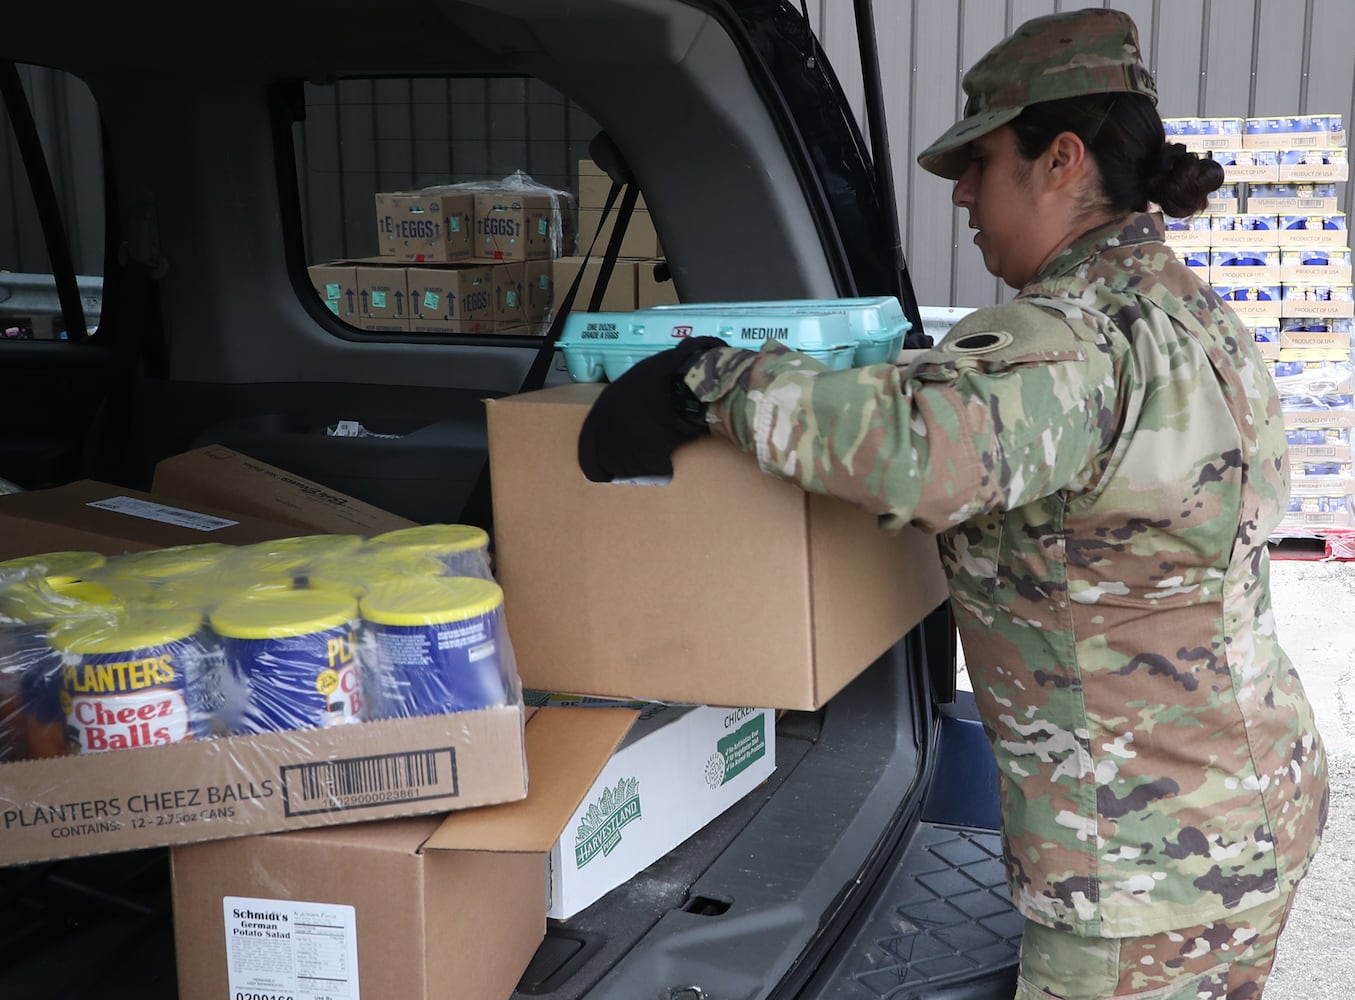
574, 776, 641, 869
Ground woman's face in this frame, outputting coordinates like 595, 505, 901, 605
951, 125, 1049, 289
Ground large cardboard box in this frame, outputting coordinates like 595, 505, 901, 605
0, 482, 531, 866
524, 694, 776, 919
355, 261, 411, 332
577, 205, 663, 259
634, 257, 678, 307
488, 260, 526, 331
0, 479, 306, 561
169, 705, 638, 1000
306, 263, 359, 323
577, 164, 648, 213
485, 384, 950, 709
552, 256, 637, 312
523, 258, 553, 329
472, 191, 558, 261
375, 190, 475, 262
152, 445, 417, 536
575, 160, 660, 256
406, 262, 494, 334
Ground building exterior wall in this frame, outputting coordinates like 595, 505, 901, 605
807, 0, 1354, 308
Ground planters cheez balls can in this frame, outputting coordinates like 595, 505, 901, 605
210, 589, 364, 734
364, 523, 492, 579
50, 608, 214, 754
12, 578, 125, 758
361, 576, 509, 718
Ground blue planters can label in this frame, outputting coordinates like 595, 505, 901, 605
50, 609, 214, 754
363, 523, 492, 579
6, 578, 127, 758
361, 576, 509, 718
210, 589, 363, 734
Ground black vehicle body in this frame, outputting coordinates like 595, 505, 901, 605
0, 2, 1017, 997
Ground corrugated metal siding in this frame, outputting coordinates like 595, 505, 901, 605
814, 0, 1355, 308
3, 0, 1352, 308
297, 77, 601, 262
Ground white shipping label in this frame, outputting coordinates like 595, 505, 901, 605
87, 495, 239, 531
223, 896, 360, 1000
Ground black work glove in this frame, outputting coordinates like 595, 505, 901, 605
578, 336, 726, 482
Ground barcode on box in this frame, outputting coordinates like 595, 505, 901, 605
281, 747, 460, 816
86, 495, 239, 531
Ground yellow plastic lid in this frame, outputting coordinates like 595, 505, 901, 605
365, 523, 489, 556
82, 572, 162, 605
210, 589, 358, 640
232, 534, 365, 574
0, 550, 108, 579
304, 550, 446, 596
0, 578, 125, 624
48, 578, 123, 608
169, 572, 297, 616
307, 566, 429, 598
50, 608, 202, 655
361, 576, 503, 627
112, 544, 233, 583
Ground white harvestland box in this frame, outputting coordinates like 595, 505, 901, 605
524, 693, 776, 919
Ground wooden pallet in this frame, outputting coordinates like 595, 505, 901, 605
1268, 528, 1355, 560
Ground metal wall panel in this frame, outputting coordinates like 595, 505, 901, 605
4, 1, 1353, 312
819, 0, 1355, 309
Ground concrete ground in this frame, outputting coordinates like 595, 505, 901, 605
1262, 556, 1354, 1000
956, 551, 1355, 996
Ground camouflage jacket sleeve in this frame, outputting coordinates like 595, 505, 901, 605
682, 300, 1121, 533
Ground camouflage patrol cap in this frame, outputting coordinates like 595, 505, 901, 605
918, 8, 1158, 180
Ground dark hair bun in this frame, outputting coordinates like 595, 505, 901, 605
1145, 144, 1225, 218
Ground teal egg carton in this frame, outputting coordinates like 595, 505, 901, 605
559, 297, 913, 382
647, 295, 911, 366
559, 308, 858, 383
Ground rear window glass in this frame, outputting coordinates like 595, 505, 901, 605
0, 64, 103, 341
295, 76, 674, 338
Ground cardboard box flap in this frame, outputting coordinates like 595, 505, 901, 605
152, 445, 417, 535
423, 705, 638, 853
285, 814, 450, 855
0, 479, 302, 560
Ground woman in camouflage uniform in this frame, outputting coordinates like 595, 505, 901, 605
577, 9, 1328, 998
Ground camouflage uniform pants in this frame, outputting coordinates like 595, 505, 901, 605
1015, 889, 1296, 1000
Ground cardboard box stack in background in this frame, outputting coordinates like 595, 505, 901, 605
306, 256, 416, 333
553, 158, 680, 313
1164, 114, 1354, 536
310, 162, 677, 337
308, 174, 577, 336
575, 157, 662, 259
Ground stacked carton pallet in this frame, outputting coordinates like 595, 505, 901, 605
1163, 115, 1353, 537
552, 158, 678, 312
308, 163, 680, 335
309, 175, 575, 335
